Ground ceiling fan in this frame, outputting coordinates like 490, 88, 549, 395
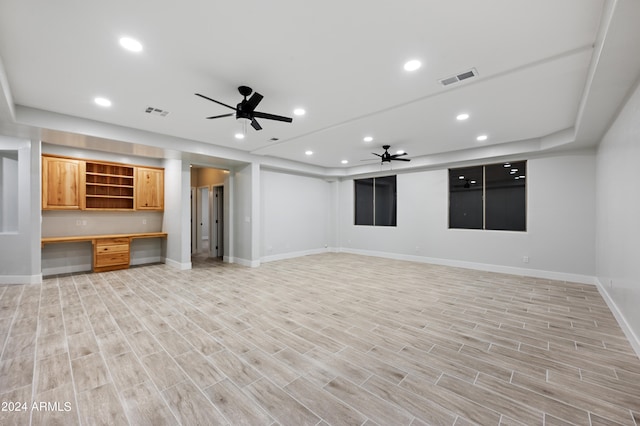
195, 86, 293, 131
372, 145, 411, 163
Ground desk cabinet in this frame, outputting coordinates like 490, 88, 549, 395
94, 238, 130, 272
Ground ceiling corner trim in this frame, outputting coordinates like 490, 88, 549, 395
0, 55, 16, 122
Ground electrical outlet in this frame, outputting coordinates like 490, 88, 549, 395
522, 256, 529, 263
142, 218, 147, 225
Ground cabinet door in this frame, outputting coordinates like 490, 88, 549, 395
42, 156, 85, 210
135, 167, 164, 210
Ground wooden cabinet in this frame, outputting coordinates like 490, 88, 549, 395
85, 161, 135, 210
42, 155, 164, 211
94, 238, 130, 272
135, 167, 164, 210
42, 156, 85, 209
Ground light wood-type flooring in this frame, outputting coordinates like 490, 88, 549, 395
1, 253, 640, 425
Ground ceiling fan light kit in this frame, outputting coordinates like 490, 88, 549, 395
372, 145, 411, 163
195, 86, 293, 134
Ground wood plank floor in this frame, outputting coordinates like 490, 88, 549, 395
1, 253, 639, 425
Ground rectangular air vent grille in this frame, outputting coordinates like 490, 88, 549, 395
145, 106, 170, 117
439, 68, 478, 86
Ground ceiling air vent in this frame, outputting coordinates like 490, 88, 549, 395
438, 68, 478, 86
145, 106, 170, 117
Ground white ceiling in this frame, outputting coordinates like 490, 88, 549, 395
1, 0, 639, 172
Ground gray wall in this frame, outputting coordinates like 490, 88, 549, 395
161, 158, 191, 270
338, 153, 596, 282
260, 169, 332, 261
0, 136, 40, 283
596, 80, 640, 353
0, 150, 18, 232
232, 163, 259, 266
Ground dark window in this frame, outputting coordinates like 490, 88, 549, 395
355, 175, 397, 226
449, 161, 526, 231
354, 178, 374, 226
449, 167, 483, 229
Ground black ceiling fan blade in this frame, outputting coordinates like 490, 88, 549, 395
245, 92, 264, 112
392, 158, 411, 161
251, 118, 262, 131
372, 153, 382, 157
253, 111, 293, 123
391, 152, 408, 157
195, 93, 236, 111
206, 113, 234, 119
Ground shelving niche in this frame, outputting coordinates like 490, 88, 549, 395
85, 161, 135, 210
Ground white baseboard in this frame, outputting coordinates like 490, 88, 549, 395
338, 248, 596, 285
230, 257, 260, 268
0, 273, 43, 285
261, 247, 331, 263
164, 258, 192, 270
594, 278, 640, 359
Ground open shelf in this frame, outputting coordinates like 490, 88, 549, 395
85, 161, 134, 210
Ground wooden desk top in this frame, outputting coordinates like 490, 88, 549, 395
41, 232, 167, 246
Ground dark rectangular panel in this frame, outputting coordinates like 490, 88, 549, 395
485, 161, 526, 231
449, 167, 483, 229
354, 178, 374, 225
374, 175, 397, 226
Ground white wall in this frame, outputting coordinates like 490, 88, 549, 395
0, 136, 41, 283
596, 81, 640, 353
260, 169, 332, 261
338, 153, 596, 282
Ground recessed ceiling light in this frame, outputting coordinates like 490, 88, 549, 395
293, 108, 306, 116
363, 136, 373, 142
476, 135, 488, 141
404, 59, 422, 72
119, 37, 143, 52
459, 175, 465, 180
341, 160, 349, 164
503, 163, 511, 168
305, 150, 313, 156
94, 97, 112, 107
234, 133, 245, 140
396, 150, 405, 155
456, 113, 469, 121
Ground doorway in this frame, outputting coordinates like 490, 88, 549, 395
190, 166, 226, 259
195, 186, 210, 254
212, 185, 224, 258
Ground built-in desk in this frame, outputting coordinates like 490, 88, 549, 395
41, 232, 167, 272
